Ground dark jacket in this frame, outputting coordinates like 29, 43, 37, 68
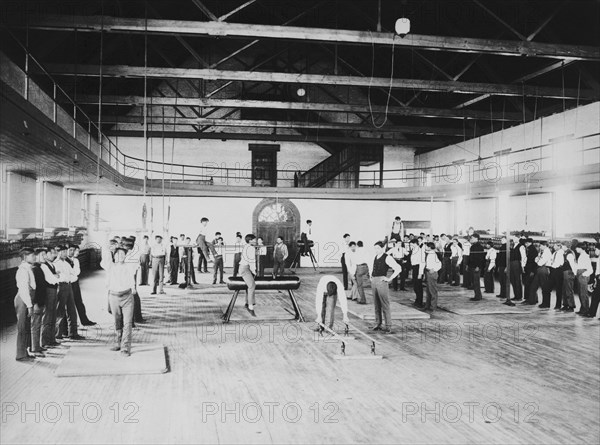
525, 245, 538, 274
469, 242, 486, 270
31, 263, 47, 306
496, 243, 507, 268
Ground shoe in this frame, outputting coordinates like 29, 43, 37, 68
82, 321, 97, 326
496, 295, 505, 298
246, 307, 256, 317
576, 311, 586, 315
150, 292, 157, 295
159, 291, 166, 294
220, 281, 226, 284
563, 307, 574, 312
16, 356, 35, 362
382, 328, 394, 334
29, 351, 45, 358
120, 350, 131, 357
503, 301, 516, 306
422, 307, 432, 312
244, 303, 248, 309
56, 335, 64, 340
554, 307, 562, 311
538, 305, 550, 309
469, 297, 481, 301
212, 281, 216, 285
511, 297, 522, 301
69, 334, 86, 340
357, 301, 367, 305
370, 325, 382, 331
43, 342, 61, 348
110, 345, 121, 351
412, 302, 424, 308
400, 287, 407, 291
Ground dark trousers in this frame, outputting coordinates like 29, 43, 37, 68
484, 266, 495, 293
588, 282, 599, 317
139, 254, 150, 285
563, 271, 575, 309
273, 257, 285, 277
576, 270, 590, 313
183, 256, 196, 284
437, 254, 446, 284
41, 287, 58, 346
548, 268, 564, 308
213, 255, 224, 283
258, 255, 267, 277
14, 295, 31, 359
341, 253, 348, 290
528, 266, 549, 304
71, 280, 91, 324
133, 292, 143, 322
509, 261, 523, 300
169, 256, 179, 284
412, 264, 423, 306
233, 252, 242, 277
197, 250, 208, 272
151, 257, 165, 293
56, 283, 77, 337
451, 257, 460, 286
462, 255, 472, 288
197, 235, 212, 263
524, 271, 536, 301
424, 270, 439, 310
472, 268, 482, 300
497, 265, 507, 298
442, 257, 451, 283
391, 259, 403, 290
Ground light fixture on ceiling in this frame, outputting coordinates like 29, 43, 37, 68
395, 17, 410, 38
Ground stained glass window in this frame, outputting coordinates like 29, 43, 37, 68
258, 203, 294, 223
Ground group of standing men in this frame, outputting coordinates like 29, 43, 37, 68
14, 244, 92, 362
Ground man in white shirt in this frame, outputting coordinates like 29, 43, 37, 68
239, 234, 257, 316
150, 235, 167, 295
41, 246, 61, 348
14, 248, 36, 361
314, 275, 350, 331
461, 236, 472, 289
575, 243, 594, 316
409, 239, 425, 308
272, 236, 288, 278
528, 241, 552, 306
300, 219, 313, 257
178, 234, 186, 273
195, 217, 213, 265
54, 245, 83, 340
349, 241, 370, 304
68, 245, 95, 326
561, 243, 577, 311
483, 240, 497, 294
139, 235, 151, 285
450, 238, 463, 286
419, 242, 442, 313
390, 216, 404, 242
101, 246, 137, 356
370, 241, 402, 334
585, 243, 600, 318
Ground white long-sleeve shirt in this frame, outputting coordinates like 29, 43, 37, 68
420, 251, 442, 277
100, 246, 137, 292
54, 258, 75, 283
535, 248, 552, 267
410, 245, 425, 267
486, 247, 497, 271
519, 245, 527, 270
69, 256, 81, 278
576, 251, 594, 277
15, 261, 35, 308
239, 244, 256, 273
150, 243, 167, 257
550, 250, 564, 269
450, 244, 463, 265
314, 275, 349, 325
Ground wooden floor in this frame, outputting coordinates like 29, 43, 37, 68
1, 268, 599, 444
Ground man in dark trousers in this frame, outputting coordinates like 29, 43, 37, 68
341, 233, 351, 290
168, 236, 179, 285
30, 248, 47, 357
522, 238, 538, 304
496, 237, 508, 300
468, 234, 485, 301
14, 248, 37, 361
548, 242, 565, 310
139, 235, 151, 285
41, 246, 61, 348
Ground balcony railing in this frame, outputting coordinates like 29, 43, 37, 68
2, 27, 598, 190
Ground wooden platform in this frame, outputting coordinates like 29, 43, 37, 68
1, 268, 599, 445
347, 299, 430, 320
55, 343, 168, 377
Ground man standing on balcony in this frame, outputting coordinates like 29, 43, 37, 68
196, 218, 214, 266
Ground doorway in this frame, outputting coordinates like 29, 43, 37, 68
253, 198, 300, 269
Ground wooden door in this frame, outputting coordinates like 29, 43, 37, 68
253, 198, 300, 268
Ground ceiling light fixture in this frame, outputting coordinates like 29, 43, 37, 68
395, 18, 410, 38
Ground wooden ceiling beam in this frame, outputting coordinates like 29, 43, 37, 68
93, 115, 466, 135
102, 129, 448, 147
45, 63, 595, 99
73, 95, 524, 120
25, 15, 600, 61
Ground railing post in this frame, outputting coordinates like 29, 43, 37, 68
182, 165, 185, 182
52, 83, 57, 123
72, 105, 77, 138
87, 121, 91, 149
24, 51, 29, 100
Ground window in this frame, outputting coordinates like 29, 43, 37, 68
258, 203, 294, 223
250, 144, 279, 187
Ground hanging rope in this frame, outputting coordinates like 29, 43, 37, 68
367, 31, 396, 129
94, 2, 105, 231
161, 105, 166, 233
142, 2, 149, 232
165, 79, 179, 234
